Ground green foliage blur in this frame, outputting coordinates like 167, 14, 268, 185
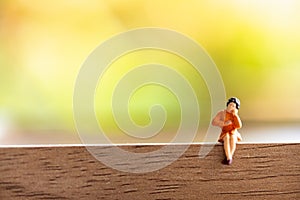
1, 0, 300, 134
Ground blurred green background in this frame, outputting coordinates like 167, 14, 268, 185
0, 0, 300, 141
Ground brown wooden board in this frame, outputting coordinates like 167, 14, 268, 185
0, 144, 299, 199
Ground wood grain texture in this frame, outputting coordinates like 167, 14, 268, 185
0, 144, 299, 199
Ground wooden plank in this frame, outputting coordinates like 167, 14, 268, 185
0, 144, 299, 199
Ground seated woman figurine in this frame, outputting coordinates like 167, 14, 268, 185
212, 97, 242, 165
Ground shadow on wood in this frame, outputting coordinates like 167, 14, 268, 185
0, 144, 299, 199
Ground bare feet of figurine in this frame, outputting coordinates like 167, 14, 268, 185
222, 158, 233, 165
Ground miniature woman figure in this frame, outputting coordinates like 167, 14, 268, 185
212, 97, 242, 165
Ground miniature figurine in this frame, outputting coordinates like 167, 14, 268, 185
212, 97, 242, 165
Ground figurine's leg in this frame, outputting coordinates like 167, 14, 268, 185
223, 133, 232, 160
229, 134, 237, 157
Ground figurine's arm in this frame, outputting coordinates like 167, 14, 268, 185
212, 111, 225, 128
232, 113, 242, 129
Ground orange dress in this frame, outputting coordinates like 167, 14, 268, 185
217, 110, 242, 143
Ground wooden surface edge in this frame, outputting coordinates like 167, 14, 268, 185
0, 143, 299, 199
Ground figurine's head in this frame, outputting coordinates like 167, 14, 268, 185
226, 97, 240, 110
